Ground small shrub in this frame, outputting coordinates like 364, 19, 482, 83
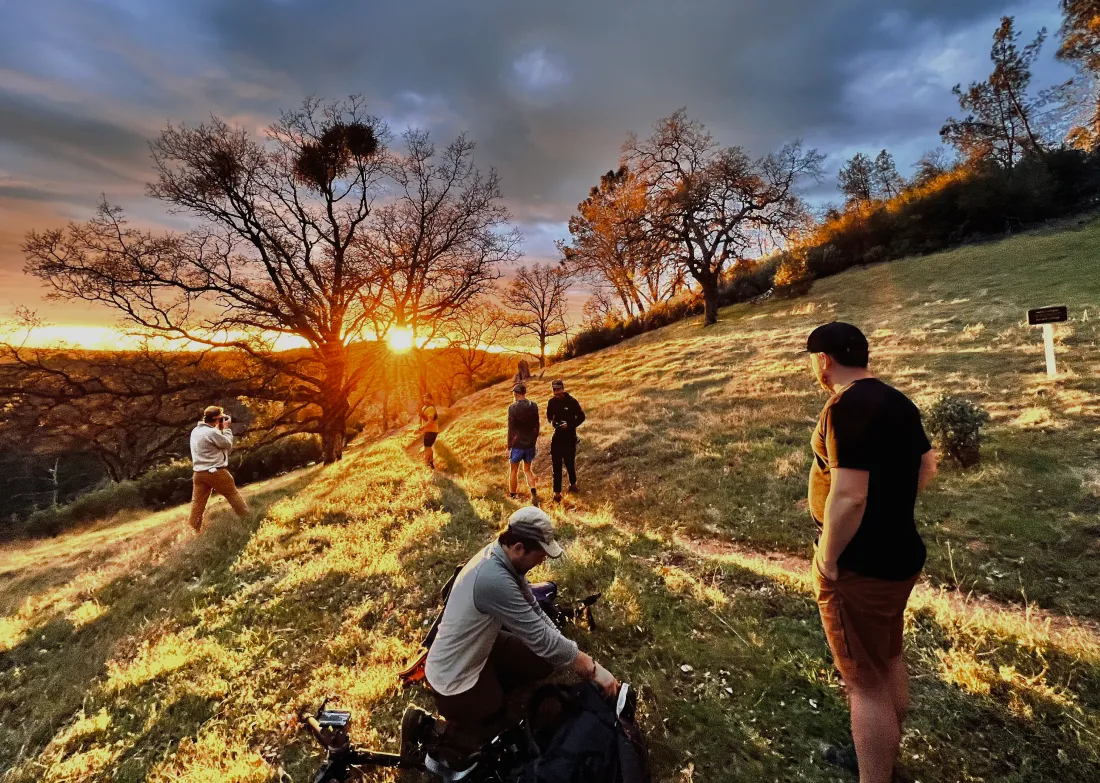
23, 481, 143, 537
925, 394, 991, 469
772, 254, 813, 299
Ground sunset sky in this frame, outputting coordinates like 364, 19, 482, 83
0, 0, 1071, 341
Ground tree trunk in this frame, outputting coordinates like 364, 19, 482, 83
319, 340, 349, 464
49, 458, 60, 507
321, 406, 347, 463
539, 338, 547, 369
702, 278, 720, 326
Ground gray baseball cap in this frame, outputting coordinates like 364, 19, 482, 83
507, 506, 564, 558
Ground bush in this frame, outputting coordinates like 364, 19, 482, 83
925, 394, 991, 469
13, 433, 324, 540
772, 254, 813, 299
21, 480, 144, 538
557, 262, 779, 362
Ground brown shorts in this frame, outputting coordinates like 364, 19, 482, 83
812, 559, 919, 688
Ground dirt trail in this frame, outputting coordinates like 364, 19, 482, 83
679, 533, 1100, 650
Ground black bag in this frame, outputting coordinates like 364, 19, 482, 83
507, 682, 651, 783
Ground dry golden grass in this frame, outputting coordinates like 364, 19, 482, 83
2, 219, 1100, 781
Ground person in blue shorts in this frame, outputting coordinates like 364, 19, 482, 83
506, 383, 540, 505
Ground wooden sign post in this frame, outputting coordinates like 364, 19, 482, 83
1027, 306, 1068, 378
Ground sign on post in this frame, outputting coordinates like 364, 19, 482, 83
1027, 306, 1068, 379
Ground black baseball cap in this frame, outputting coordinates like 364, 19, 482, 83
805, 322, 869, 368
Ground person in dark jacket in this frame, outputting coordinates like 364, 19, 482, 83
507, 383, 540, 504
545, 378, 586, 503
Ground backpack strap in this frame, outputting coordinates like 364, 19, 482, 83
397, 566, 462, 689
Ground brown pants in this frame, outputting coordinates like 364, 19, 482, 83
813, 559, 919, 688
431, 634, 553, 764
189, 469, 249, 531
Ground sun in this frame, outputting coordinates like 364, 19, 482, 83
386, 326, 415, 353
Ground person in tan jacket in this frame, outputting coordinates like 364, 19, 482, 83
188, 405, 249, 532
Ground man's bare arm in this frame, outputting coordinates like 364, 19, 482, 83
917, 449, 938, 493
818, 467, 869, 575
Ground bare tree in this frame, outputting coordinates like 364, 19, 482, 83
0, 312, 260, 480
502, 264, 572, 369
580, 288, 625, 327
625, 109, 823, 326
912, 148, 955, 187
367, 129, 521, 388
446, 300, 511, 387
560, 165, 681, 317
22, 98, 395, 464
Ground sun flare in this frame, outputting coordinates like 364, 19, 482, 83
386, 326, 415, 353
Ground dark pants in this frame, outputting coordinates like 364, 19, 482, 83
432, 634, 553, 764
551, 436, 577, 494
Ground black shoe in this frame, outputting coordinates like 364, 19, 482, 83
530, 488, 539, 506
553, 492, 562, 503
820, 743, 858, 776
508, 493, 519, 500
568, 484, 579, 493
400, 706, 435, 765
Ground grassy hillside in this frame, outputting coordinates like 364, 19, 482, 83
2, 220, 1099, 782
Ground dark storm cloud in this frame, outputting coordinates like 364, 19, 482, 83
199, 0, 1017, 213
0, 0, 1068, 318
0, 92, 151, 181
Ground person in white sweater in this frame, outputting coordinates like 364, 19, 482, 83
188, 405, 249, 532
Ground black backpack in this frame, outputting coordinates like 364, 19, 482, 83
507, 682, 651, 783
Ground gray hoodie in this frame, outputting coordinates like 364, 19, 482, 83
424, 542, 578, 696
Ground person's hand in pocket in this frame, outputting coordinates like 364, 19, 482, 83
815, 552, 839, 581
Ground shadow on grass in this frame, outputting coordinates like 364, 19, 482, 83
0, 470, 320, 774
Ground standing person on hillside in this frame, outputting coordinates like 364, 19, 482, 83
804, 322, 938, 783
545, 378, 586, 503
506, 383, 540, 505
188, 405, 249, 533
512, 359, 533, 386
419, 392, 440, 471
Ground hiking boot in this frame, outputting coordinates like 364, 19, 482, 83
508, 492, 519, 500
820, 743, 858, 776
400, 706, 435, 765
425, 752, 479, 780
819, 742, 911, 782
553, 492, 563, 503
568, 484, 579, 493
530, 488, 539, 506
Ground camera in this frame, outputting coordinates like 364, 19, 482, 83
318, 709, 351, 729
222, 414, 232, 424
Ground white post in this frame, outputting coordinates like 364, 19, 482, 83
1043, 322, 1057, 378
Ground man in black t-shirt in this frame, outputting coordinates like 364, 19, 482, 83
805, 322, 938, 783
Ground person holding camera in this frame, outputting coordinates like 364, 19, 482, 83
188, 405, 249, 533
401, 507, 618, 770
545, 378, 586, 503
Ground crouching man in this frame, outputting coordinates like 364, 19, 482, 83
401, 507, 618, 771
